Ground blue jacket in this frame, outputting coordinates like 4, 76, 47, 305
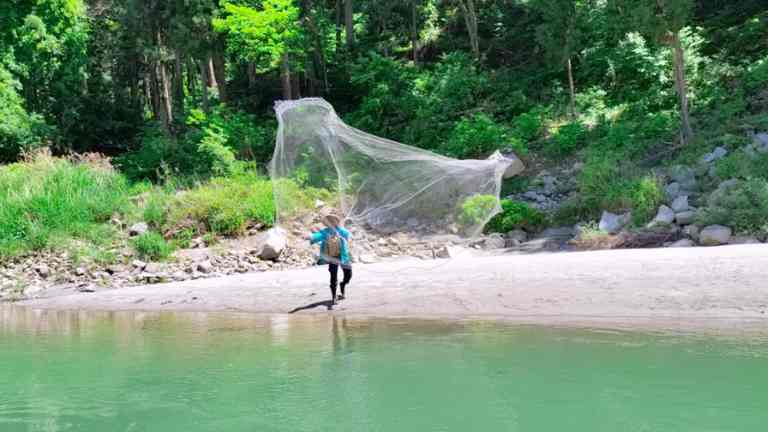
310, 227, 351, 265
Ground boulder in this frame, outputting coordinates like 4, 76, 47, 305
729, 236, 761, 245
753, 133, 768, 153
435, 245, 463, 259
702, 146, 728, 164
599, 211, 631, 234
671, 195, 689, 213
196, 260, 214, 274
669, 239, 695, 248
683, 225, 701, 242
506, 229, 528, 246
482, 234, 507, 250
131, 260, 147, 270
258, 229, 287, 260
699, 225, 732, 246
34, 264, 51, 279
649, 205, 675, 226
675, 211, 697, 226
128, 222, 149, 237
665, 182, 682, 201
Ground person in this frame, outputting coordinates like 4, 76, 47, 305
308, 214, 352, 304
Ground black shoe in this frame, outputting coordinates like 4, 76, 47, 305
337, 294, 345, 301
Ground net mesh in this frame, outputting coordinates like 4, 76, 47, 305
270, 98, 524, 237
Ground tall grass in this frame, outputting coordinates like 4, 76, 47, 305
0, 153, 130, 258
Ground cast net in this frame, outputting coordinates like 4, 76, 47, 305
270, 98, 524, 237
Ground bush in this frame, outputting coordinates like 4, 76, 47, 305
512, 107, 546, 142
457, 195, 498, 231
545, 121, 587, 158
0, 65, 49, 162
131, 232, 174, 261
441, 113, 524, 159
699, 178, 768, 234
486, 199, 547, 233
714, 151, 768, 181
0, 153, 130, 258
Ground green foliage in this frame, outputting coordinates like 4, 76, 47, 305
0, 153, 129, 258
486, 199, 547, 233
131, 232, 174, 261
744, 56, 768, 93
714, 152, 768, 181
545, 121, 587, 158
441, 113, 524, 159
512, 107, 547, 142
0, 65, 48, 161
699, 178, 768, 234
457, 195, 498, 231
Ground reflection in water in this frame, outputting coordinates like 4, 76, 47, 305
2, 305, 768, 432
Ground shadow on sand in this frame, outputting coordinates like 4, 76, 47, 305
289, 300, 335, 313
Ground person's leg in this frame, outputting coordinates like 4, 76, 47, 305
339, 265, 352, 299
328, 264, 339, 302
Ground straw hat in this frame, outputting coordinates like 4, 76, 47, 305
322, 213, 341, 227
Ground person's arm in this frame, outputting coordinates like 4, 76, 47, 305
309, 229, 325, 245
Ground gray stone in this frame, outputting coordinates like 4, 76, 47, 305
34, 264, 51, 278
669, 239, 695, 248
144, 263, 163, 273
196, 260, 214, 273
539, 226, 576, 240
753, 133, 768, 152
435, 245, 463, 259
106, 264, 126, 275
702, 146, 728, 164
131, 260, 147, 270
669, 165, 696, 184
75, 267, 86, 276
699, 225, 732, 246
729, 236, 761, 245
506, 229, 528, 245
407, 218, 420, 228
599, 211, 631, 234
675, 211, 697, 226
650, 205, 675, 226
665, 182, 682, 201
258, 229, 287, 260
671, 195, 689, 212
128, 222, 149, 237
683, 225, 701, 242
482, 234, 507, 250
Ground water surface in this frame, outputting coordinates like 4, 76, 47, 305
2, 306, 767, 431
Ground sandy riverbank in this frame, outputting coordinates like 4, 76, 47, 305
19, 244, 768, 329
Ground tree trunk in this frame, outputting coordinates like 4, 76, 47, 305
199, 60, 210, 113
671, 32, 694, 145
173, 49, 185, 121
247, 63, 257, 89
411, 0, 420, 63
335, 0, 342, 52
207, 57, 217, 88
292, 72, 302, 99
567, 57, 576, 119
281, 54, 292, 100
187, 61, 196, 95
212, 37, 228, 103
458, 0, 479, 59
158, 61, 173, 130
345, 0, 354, 50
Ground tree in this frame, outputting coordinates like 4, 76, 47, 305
345, 0, 354, 50
214, 0, 303, 100
532, 0, 593, 119
456, 0, 479, 59
610, 0, 695, 144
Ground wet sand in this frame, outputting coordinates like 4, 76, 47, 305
21, 244, 768, 329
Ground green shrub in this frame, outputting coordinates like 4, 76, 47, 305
545, 121, 587, 158
441, 113, 524, 159
714, 152, 768, 181
744, 55, 768, 93
457, 194, 498, 230
486, 199, 547, 233
513, 107, 546, 142
131, 232, 174, 261
698, 178, 768, 234
0, 153, 130, 258
0, 65, 49, 162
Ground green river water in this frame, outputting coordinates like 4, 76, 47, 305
1, 306, 767, 431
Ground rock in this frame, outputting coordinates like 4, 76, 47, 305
665, 182, 681, 201
702, 146, 728, 164
539, 226, 576, 240
675, 211, 697, 226
683, 225, 701, 242
649, 205, 675, 226
506, 229, 528, 246
407, 218, 419, 229
699, 225, 732, 246
435, 245, 463, 259
314, 199, 325, 208
599, 211, 631, 234
729, 236, 761, 245
128, 222, 149, 237
131, 260, 147, 270
669, 165, 696, 184
144, 263, 163, 273
358, 254, 378, 264
671, 195, 689, 212
75, 267, 86, 276
482, 234, 507, 250
196, 260, 214, 273
34, 264, 51, 278
106, 264, 126, 275
669, 239, 695, 248
258, 229, 286, 260
753, 133, 768, 153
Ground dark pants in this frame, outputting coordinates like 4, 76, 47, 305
328, 264, 352, 299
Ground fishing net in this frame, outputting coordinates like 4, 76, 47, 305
269, 98, 524, 237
